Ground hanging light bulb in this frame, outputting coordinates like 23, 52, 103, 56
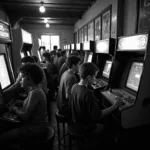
46, 23, 50, 28
44, 18, 48, 23
39, 1, 45, 13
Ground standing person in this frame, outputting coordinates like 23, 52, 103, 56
0, 63, 49, 149
70, 62, 122, 134
50, 45, 57, 63
57, 55, 80, 117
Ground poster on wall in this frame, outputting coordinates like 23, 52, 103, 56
95, 16, 101, 41
138, 0, 150, 33
88, 21, 94, 41
79, 29, 82, 43
83, 25, 88, 42
81, 28, 84, 43
102, 8, 111, 39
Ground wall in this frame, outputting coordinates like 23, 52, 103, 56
74, 0, 118, 38
21, 24, 74, 57
0, 5, 9, 22
123, 0, 138, 36
74, 0, 138, 38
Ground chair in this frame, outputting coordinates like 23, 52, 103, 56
55, 110, 70, 150
22, 126, 55, 150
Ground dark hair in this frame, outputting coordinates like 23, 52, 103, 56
53, 45, 57, 50
66, 56, 80, 69
21, 56, 35, 63
32, 55, 38, 63
43, 46, 46, 50
42, 52, 51, 61
79, 63, 99, 79
61, 50, 66, 56
19, 63, 44, 84
69, 50, 79, 57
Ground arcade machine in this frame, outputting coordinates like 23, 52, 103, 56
76, 43, 85, 64
66, 44, 71, 57
12, 28, 33, 77
82, 41, 95, 63
92, 38, 115, 90
101, 33, 150, 143
37, 38, 42, 62
0, 21, 19, 125
0, 20, 15, 95
71, 43, 75, 53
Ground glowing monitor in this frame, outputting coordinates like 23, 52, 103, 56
102, 61, 112, 78
27, 51, 30, 56
87, 52, 93, 62
0, 54, 11, 90
126, 62, 143, 92
20, 52, 25, 58
71, 44, 75, 50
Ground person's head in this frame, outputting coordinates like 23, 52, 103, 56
61, 50, 66, 57
66, 55, 80, 73
53, 45, 57, 51
79, 62, 99, 85
32, 55, 39, 63
21, 56, 35, 65
19, 63, 44, 89
42, 52, 51, 62
69, 50, 79, 57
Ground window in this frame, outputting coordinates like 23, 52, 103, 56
41, 35, 60, 51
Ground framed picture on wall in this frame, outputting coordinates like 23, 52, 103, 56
81, 28, 84, 43
95, 16, 101, 41
88, 21, 94, 41
102, 7, 111, 39
83, 25, 88, 42
79, 29, 82, 43
138, 0, 150, 33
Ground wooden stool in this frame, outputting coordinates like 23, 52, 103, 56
55, 110, 70, 150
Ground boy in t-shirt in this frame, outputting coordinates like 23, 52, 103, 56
70, 62, 122, 133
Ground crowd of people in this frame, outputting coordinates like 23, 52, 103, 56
0, 45, 122, 149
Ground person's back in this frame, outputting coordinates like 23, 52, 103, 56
70, 62, 122, 132
58, 50, 66, 71
57, 56, 80, 117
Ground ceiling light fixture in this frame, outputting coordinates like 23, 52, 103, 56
39, 1, 45, 13
46, 23, 50, 28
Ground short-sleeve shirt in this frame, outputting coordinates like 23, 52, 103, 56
70, 84, 102, 125
57, 70, 78, 116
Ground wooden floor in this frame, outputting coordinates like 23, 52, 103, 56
49, 100, 117, 150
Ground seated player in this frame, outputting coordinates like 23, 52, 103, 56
70, 62, 122, 133
0, 63, 49, 149
57, 55, 80, 117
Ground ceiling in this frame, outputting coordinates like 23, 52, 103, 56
0, 0, 96, 26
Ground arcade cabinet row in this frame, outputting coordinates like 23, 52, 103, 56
65, 33, 150, 130
0, 20, 37, 110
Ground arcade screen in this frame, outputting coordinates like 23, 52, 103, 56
0, 54, 11, 90
87, 52, 93, 62
126, 62, 143, 92
102, 61, 112, 78
27, 51, 30, 56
